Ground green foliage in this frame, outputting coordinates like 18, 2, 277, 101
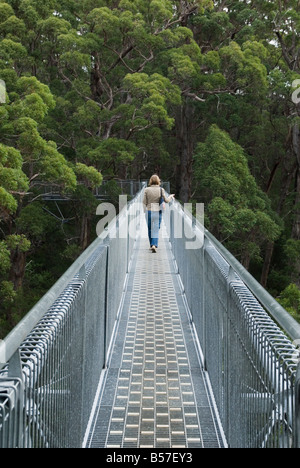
0, 0, 299, 334
16, 203, 56, 239
0, 281, 17, 309
194, 125, 282, 265
75, 163, 103, 189
123, 73, 181, 130
0, 144, 28, 214
0, 241, 11, 274
278, 284, 300, 321
5, 234, 31, 253
219, 41, 268, 97
88, 138, 138, 175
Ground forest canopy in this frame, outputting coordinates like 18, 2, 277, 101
0, 0, 300, 335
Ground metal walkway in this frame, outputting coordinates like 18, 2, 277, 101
85, 222, 226, 449
2, 186, 300, 448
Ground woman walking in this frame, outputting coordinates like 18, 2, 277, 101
143, 175, 175, 253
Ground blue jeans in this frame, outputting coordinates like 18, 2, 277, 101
147, 211, 162, 247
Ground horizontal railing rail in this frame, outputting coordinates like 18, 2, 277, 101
38, 180, 171, 202
204, 230, 300, 343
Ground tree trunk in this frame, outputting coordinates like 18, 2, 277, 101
291, 124, 300, 286
260, 137, 298, 287
80, 215, 90, 252
260, 241, 274, 289
175, 102, 196, 203
9, 250, 27, 290
292, 125, 300, 239
292, 168, 300, 239
292, 106, 300, 240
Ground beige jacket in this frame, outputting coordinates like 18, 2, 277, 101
143, 186, 172, 212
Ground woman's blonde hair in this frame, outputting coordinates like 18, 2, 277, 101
149, 174, 161, 186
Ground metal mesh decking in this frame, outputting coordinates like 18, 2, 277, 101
85, 222, 225, 449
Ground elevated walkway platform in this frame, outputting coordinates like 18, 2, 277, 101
85, 221, 226, 449
2, 186, 300, 448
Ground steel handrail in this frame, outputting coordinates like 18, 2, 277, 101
0, 184, 146, 369
203, 228, 300, 342
172, 199, 300, 342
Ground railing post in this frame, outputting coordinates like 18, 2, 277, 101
78, 263, 87, 448
202, 237, 208, 371
224, 266, 237, 447
126, 203, 131, 274
7, 350, 24, 448
294, 363, 300, 448
170, 208, 174, 246
104, 240, 110, 367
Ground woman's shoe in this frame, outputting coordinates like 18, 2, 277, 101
151, 246, 157, 253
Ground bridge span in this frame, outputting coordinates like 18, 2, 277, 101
1, 185, 300, 448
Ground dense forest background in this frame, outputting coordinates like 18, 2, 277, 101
0, 0, 300, 337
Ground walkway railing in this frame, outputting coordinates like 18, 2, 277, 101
165, 200, 300, 448
39, 180, 170, 202
1, 185, 300, 448
0, 187, 145, 448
